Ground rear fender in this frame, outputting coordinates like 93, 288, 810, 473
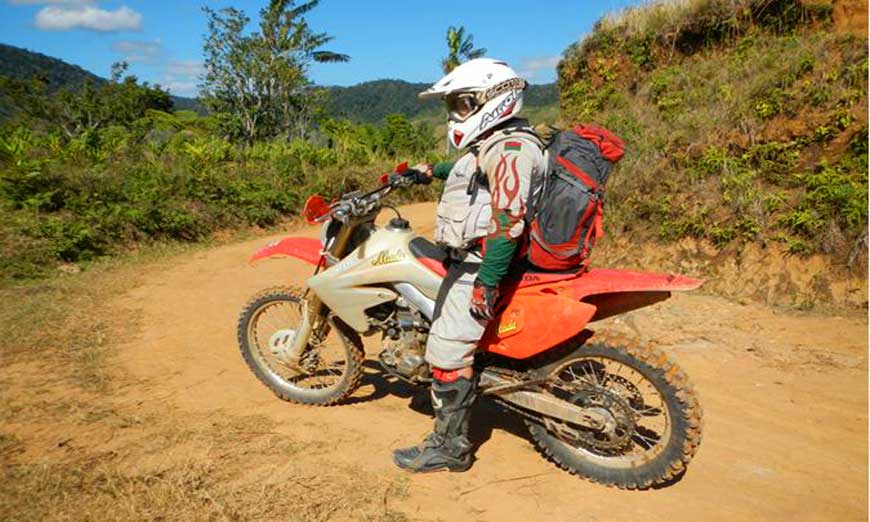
249, 237, 322, 265
567, 268, 704, 322
480, 268, 702, 359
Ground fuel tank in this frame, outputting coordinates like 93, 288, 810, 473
306, 220, 443, 332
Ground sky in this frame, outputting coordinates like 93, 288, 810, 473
0, 0, 640, 97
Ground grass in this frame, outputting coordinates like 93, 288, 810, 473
0, 233, 414, 521
0, 109, 447, 285
1, 413, 410, 522
557, 3, 867, 270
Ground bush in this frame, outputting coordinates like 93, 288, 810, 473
0, 106, 448, 283
555, 0, 867, 267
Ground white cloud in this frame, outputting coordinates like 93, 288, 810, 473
112, 40, 161, 63
8, 0, 93, 4
35, 4, 142, 32
517, 56, 561, 81
163, 60, 205, 97
163, 80, 198, 97
166, 60, 205, 77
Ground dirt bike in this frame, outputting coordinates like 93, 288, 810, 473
238, 164, 704, 489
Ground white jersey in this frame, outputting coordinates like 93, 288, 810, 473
434, 122, 545, 249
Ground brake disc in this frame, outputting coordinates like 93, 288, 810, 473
605, 374, 645, 406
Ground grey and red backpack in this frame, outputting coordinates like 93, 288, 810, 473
526, 125, 625, 272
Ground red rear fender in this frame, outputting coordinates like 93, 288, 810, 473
568, 268, 703, 322
567, 268, 703, 299
249, 237, 322, 265
485, 268, 704, 359
480, 294, 596, 359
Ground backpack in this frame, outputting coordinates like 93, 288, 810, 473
526, 124, 625, 271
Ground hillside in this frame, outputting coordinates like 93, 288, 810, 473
0, 43, 201, 113
0, 44, 558, 123
324, 79, 559, 124
0, 43, 102, 89
556, 0, 868, 308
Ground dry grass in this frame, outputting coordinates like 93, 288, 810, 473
598, 0, 739, 36
0, 245, 412, 521
1, 413, 410, 521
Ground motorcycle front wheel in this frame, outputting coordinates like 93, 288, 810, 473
526, 334, 703, 489
237, 286, 364, 406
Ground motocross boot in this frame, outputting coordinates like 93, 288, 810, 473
392, 373, 476, 473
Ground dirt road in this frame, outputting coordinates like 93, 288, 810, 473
95, 202, 867, 520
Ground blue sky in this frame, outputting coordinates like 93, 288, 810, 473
1, 0, 640, 96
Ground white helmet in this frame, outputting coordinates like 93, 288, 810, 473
419, 58, 526, 150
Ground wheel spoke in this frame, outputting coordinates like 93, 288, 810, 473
246, 296, 351, 395
545, 354, 672, 466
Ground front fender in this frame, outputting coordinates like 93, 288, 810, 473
249, 236, 322, 265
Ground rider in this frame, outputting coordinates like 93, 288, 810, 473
393, 58, 546, 472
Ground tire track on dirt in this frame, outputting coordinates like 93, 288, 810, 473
110, 202, 868, 522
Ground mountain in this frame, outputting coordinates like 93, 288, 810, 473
0, 43, 102, 90
0, 43, 559, 123
324, 79, 558, 124
0, 43, 202, 114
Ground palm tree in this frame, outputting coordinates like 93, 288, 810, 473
442, 25, 487, 74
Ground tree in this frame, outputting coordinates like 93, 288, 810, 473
442, 26, 487, 74
201, 0, 348, 143
0, 61, 172, 140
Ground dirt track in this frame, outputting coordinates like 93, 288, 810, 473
107, 202, 867, 521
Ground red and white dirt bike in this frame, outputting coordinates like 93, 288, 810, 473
238, 166, 703, 489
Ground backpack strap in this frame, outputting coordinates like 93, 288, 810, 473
475, 126, 544, 164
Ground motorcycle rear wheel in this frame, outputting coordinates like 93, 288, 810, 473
526, 334, 703, 489
237, 286, 364, 406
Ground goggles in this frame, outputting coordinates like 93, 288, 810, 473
445, 92, 481, 122
443, 78, 528, 123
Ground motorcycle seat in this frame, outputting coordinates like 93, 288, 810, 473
409, 237, 448, 276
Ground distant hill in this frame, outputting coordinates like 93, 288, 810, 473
324, 79, 558, 124
0, 43, 102, 89
0, 43, 202, 114
0, 43, 559, 123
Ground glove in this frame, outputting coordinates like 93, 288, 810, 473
470, 278, 500, 321
409, 163, 433, 185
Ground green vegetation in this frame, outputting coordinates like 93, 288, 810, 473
325, 80, 557, 124
558, 0, 868, 267
200, 0, 349, 143
0, 0, 454, 284
0, 105, 441, 281
0, 43, 203, 115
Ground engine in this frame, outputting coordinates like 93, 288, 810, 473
378, 296, 429, 381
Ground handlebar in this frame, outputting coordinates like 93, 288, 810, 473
327, 166, 429, 222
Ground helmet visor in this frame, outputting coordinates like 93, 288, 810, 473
445, 92, 481, 122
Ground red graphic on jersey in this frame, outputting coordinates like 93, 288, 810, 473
491, 154, 520, 209
488, 206, 526, 242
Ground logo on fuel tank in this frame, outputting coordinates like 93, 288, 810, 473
372, 249, 407, 266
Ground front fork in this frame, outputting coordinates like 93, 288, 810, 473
275, 296, 323, 366
274, 221, 355, 366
